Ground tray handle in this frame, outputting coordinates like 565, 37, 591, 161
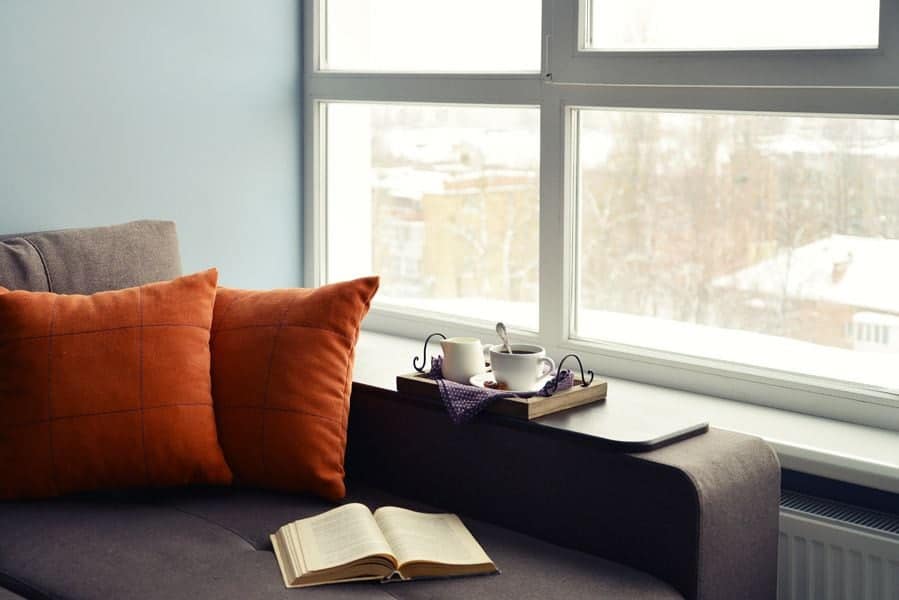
548, 354, 595, 393
413, 332, 447, 373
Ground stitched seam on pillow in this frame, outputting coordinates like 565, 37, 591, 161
139, 286, 150, 486
209, 290, 256, 343
0, 323, 208, 347
213, 323, 355, 344
258, 292, 307, 483
218, 404, 345, 427
1, 403, 215, 427
258, 316, 285, 483
46, 294, 60, 496
22, 237, 53, 292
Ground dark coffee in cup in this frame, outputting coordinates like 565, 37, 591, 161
489, 344, 556, 391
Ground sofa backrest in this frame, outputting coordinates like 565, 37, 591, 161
0, 220, 182, 294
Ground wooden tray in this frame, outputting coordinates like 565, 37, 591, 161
396, 372, 607, 420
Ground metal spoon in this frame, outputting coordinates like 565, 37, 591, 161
495, 322, 512, 354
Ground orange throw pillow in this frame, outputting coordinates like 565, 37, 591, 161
0, 269, 232, 500
211, 277, 378, 501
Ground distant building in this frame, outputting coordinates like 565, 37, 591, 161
372, 165, 538, 305
713, 235, 899, 351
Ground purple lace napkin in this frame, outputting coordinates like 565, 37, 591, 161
428, 356, 574, 424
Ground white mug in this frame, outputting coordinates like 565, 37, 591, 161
440, 337, 486, 384
489, 344, 555, 391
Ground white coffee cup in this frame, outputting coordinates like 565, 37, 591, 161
440, 337, 486, 384
489, 344, 555, 391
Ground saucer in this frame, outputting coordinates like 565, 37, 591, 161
469, 372, 553, 395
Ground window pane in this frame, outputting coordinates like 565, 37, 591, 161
575, 108, 899, 389
326, 103, 540, 329
323, 0, 541, 72
587, 0, 879, 51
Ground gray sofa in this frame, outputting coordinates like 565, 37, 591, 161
0, 221, 781, 599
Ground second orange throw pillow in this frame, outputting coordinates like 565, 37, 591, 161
210, 277, 378, 501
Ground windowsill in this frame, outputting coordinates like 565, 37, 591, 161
354, 330, 899, 495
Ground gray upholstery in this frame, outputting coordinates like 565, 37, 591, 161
0, 484, 681, 600
346, 388, 781, 600
649, 426, 780, 599
0, 221, 182, 294
0, 222, 779, 599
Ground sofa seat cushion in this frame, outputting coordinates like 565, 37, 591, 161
0, 483, 682, 600
0, 493, 396, 600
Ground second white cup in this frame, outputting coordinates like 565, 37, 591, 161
489, 344, 555, 391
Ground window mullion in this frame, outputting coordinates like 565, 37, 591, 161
303, 100, 326, 288
304, 74, 542, 105
538, 85, 568, 349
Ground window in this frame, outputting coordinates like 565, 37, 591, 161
325, 103, 540, 328
574, 108, 899, 390
851, 313, 899, 351
304, 0, 899, 428
585, 0, 880, 51
322, 0, 541, 72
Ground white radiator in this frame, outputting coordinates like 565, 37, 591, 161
778, 491, 899, 600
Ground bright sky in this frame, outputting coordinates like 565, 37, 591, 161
324, 0, 879, 72
593, 0, 880, 51
326, 0, 541, 72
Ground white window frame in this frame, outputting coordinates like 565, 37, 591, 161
303, 0, 899, 431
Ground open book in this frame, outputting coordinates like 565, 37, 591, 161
270, 503, 498, 588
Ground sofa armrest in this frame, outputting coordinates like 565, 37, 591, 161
639, 423, 781, 599
346, 385, 780, 600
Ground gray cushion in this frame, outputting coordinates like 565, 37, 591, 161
0, 220, 182, 294
0, 492, 396, 600
0, 483, 682, 600
0, 587, 25, 599
346, 390, 780, 600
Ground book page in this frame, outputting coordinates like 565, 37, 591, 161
373, 506, 492, 568
292, 503, 394, 573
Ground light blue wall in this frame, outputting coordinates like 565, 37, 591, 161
0, 0, 301, 288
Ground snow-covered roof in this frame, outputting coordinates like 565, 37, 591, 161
759, 135, 899, 158
381, 128, 538, 169
372, 166, 536, 200
373, 167, 448, 201
713, 235, 899, 314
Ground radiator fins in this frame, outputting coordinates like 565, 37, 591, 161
781, 490, 899, 537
